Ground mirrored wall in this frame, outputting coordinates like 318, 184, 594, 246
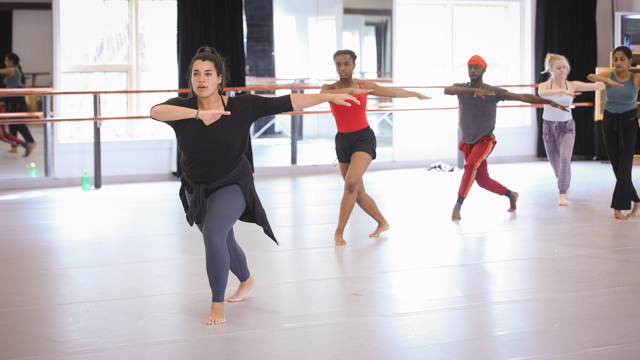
0, 4, 52, 180
245, 0, 395, 167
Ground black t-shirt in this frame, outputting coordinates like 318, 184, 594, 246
153, 94, 293, 183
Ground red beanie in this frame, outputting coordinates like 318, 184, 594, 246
467, 55, 487, 69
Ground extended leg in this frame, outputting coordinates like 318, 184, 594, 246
335, 151, 373, 245
225, 228, 255, 302
602, 112, 627, 219
188, 185, 247, 324
353, 180, 389, 237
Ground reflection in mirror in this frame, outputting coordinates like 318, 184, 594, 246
248, 0, 394, 167
0, 4, 52, 179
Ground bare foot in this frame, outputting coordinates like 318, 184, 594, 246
226, 275, 255, 302
451, 203, 462, 221
369, 222, 390, 237
558, 194, 568, 206
628, 202, 640, 217
566, 186, 571, 199
508, 192, 518, 212
614, 210, 628, 220
206, 302, 226, 325
23, 142, 36, 157
334, 232, 347, 246
7, 147, 17, 153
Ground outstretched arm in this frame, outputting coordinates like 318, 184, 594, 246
0, 68, 15, 77
444, 85, 495, 98
150, 105, 230, 125
365, 81, 430, 100
538, 81, 581, 98
587, 72, 623, 88
290, 93, 358, 111
503, 91, 569, 112
571, 80, 606, 92
320, 84, 372, 96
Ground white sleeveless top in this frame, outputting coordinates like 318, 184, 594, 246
540, 81, 573, 121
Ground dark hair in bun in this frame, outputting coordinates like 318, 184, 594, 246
187, 46, 229, 97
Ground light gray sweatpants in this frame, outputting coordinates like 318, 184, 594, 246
542, 119, 575, 195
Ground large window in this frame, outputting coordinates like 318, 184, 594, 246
396, 1, 527, 127
57, 0, 177, 142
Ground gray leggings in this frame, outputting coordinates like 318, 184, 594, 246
186, 184, 250, 302
542, 119, 575, 194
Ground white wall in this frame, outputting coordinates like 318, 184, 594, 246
12, 10, 53, 87
596, 0, 640, 67
52, 139, 176, 179
392, 0, 536, 164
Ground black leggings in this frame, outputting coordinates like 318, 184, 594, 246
186, 184, 250, 302
9, 124, 35, 143
602, 109, 640, 210
2, 97, 34, 144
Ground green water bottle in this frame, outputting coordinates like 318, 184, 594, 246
28, 163, 37, 178
81, 169, 90, 191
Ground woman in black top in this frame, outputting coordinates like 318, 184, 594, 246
150, 46, 356, 325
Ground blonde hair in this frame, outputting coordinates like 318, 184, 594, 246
541, 53, 570, 78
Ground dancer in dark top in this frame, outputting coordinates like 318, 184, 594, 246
150, 46, 357, 325
444, 55, 568, 221
321, 49, 430, 245
588, 46, 640, 220
0, 53, 36, 156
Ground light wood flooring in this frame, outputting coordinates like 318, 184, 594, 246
1, 161, 640, 359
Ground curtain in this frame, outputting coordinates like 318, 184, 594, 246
534, 0, 598, 158
177, 0, 245, 91
245, 0, 278, 137
176, 0, 249, 175
0, 10, 12, 86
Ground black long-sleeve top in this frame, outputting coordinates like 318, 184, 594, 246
151, 94, 294, 244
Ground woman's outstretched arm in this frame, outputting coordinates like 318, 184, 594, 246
150, 105, 230, 126
364, 81, 430, 99
290, 93, 358, 111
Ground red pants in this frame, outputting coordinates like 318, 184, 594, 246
0, 105, 26, 147
457, 135, 508, 204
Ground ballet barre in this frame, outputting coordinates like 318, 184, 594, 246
0, 85, 594, 188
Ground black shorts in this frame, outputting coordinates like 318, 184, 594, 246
335, 126, 377, 163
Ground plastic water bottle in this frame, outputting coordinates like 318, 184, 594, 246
81, 170, 90, 191
28, 163, 37, 178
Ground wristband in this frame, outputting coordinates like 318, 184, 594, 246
195, 109, 200, 120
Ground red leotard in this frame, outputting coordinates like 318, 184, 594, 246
329, 82, 369, 133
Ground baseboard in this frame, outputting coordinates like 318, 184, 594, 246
0, 155, 546, 190
0, 173, 179, 191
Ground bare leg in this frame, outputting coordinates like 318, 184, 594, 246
566, 186, 571, 199
614, 209, 628, 220
627, 202, 639, 217
207, 302, 226, 325
335, 152, 373, 245
226, 275, 255, 302
352, 181, 389, 237
451, 203, 462, 221
508, 192, 518, 212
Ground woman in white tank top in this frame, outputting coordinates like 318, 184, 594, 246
538, 54, 606, 206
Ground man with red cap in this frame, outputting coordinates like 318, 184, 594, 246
444, 55, 568, 220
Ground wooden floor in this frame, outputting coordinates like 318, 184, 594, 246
1, 161, 640, 359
